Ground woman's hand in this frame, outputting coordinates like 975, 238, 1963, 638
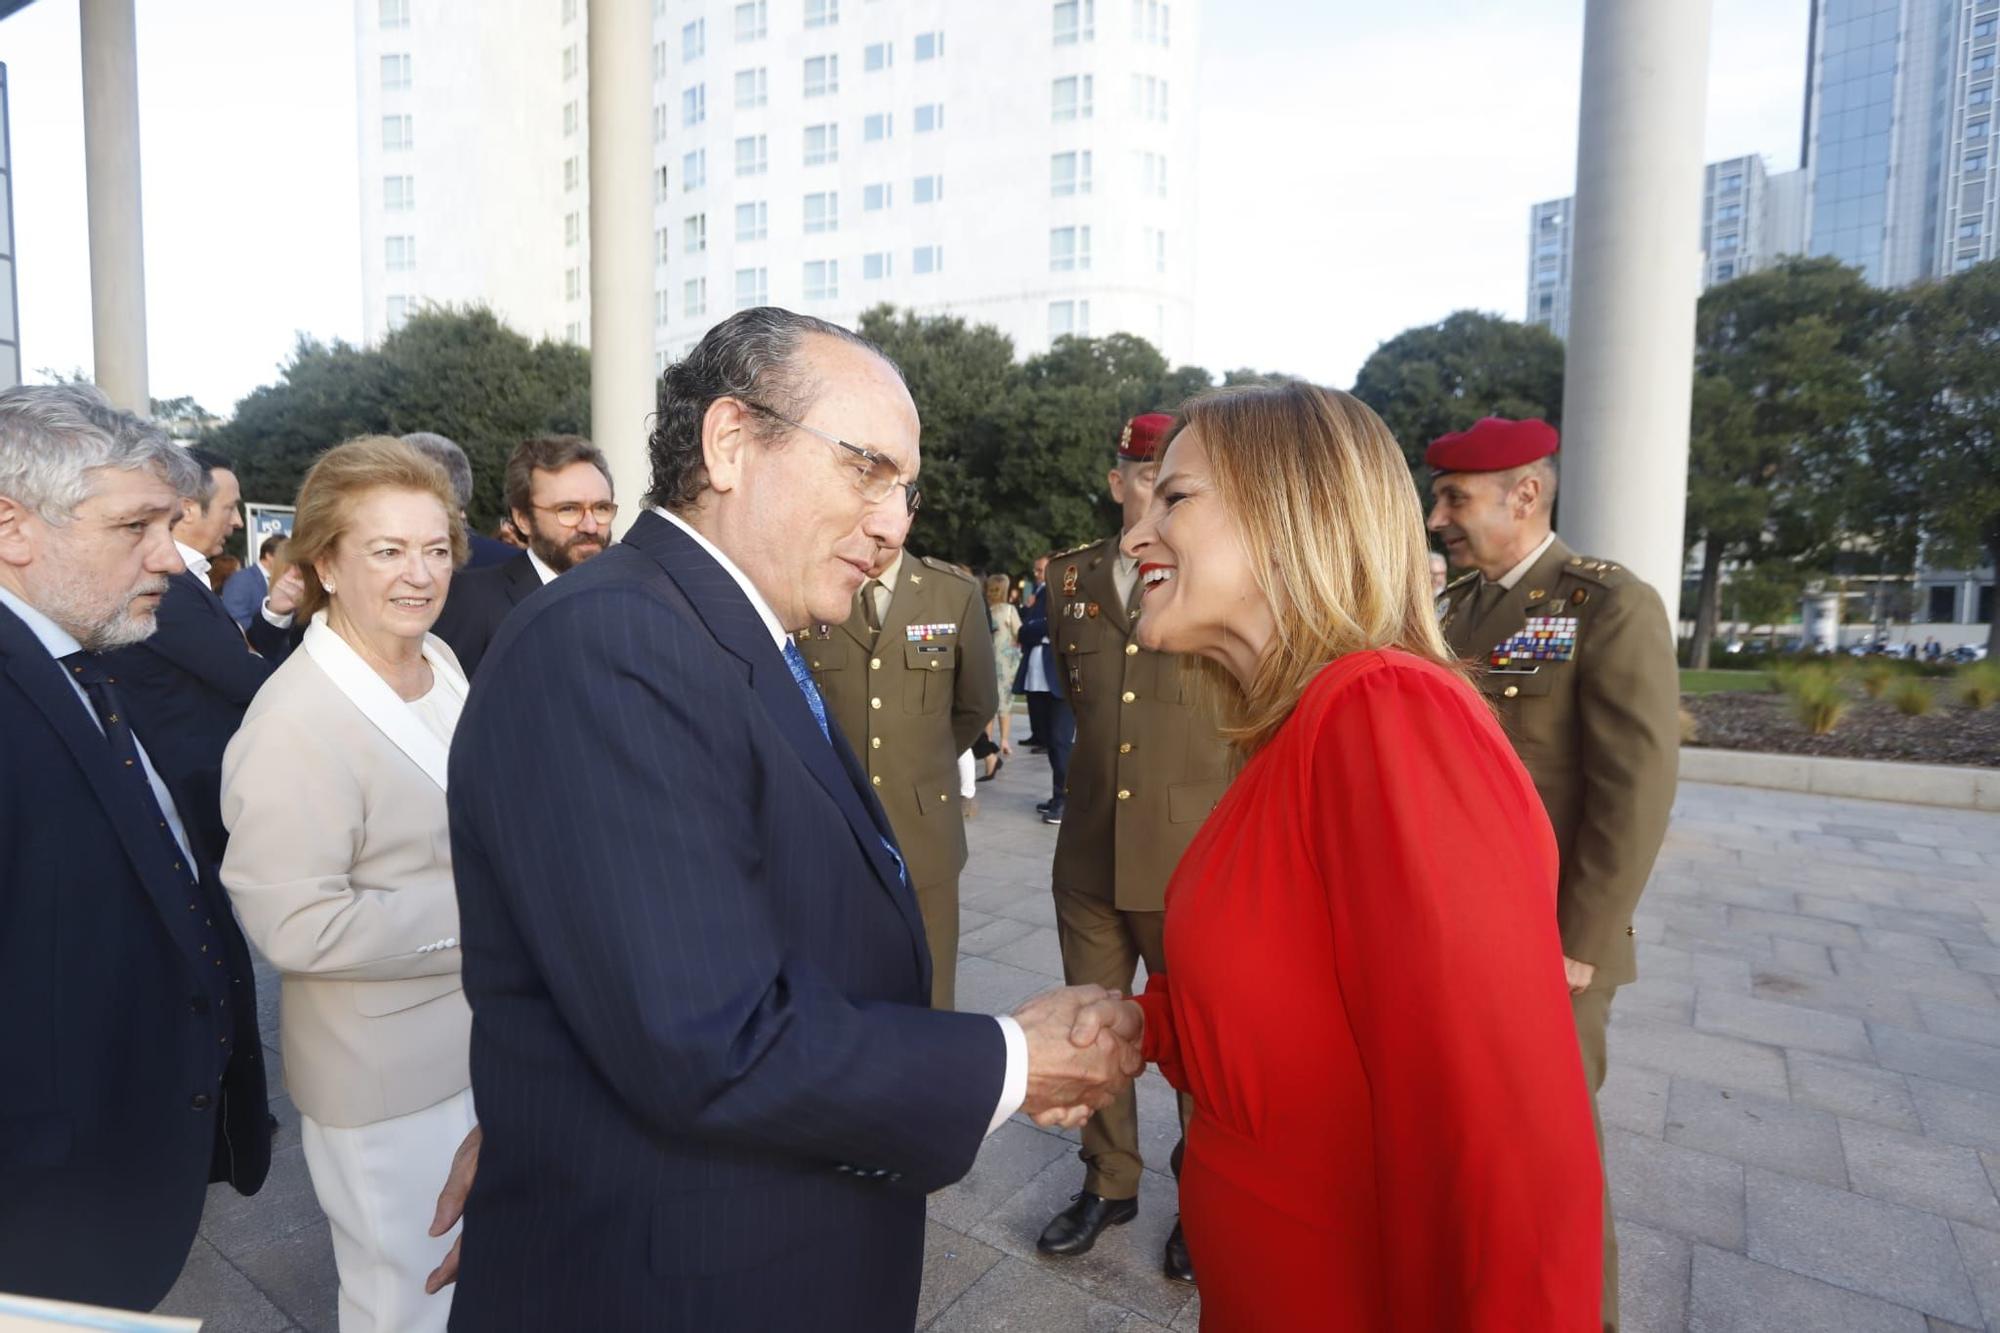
1069, 995, 1144, 1063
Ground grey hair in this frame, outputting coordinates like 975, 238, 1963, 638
646, 306, 902, 512
401, 431, 474, 510
0, 384, 202, 523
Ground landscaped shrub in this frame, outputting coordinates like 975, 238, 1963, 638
1959, 661, 2000, 710
1889, 676, 1934, 716
1790, 668, 1848, 735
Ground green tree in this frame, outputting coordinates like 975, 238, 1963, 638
1349, 310, 1565, 471
1684, 258, 1883, 668
211, 306, 590, 532
1871, 259, 2000, 658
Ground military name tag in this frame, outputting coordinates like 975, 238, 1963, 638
906, 622, 958, 641
1491, 616, 1578, 667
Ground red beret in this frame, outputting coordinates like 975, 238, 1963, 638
1424, 417, 1560, 473
1118, 412, 1175, 462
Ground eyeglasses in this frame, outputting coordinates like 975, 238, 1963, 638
738, 399, 922, 515
531, 501, 620, 528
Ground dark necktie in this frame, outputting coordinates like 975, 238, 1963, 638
861, 579, 885, 634
1472, 580, 1507, 628
60, 650, 196, 885
782, 638, 907, 886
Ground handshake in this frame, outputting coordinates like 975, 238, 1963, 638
1010, 985, 1147, 1130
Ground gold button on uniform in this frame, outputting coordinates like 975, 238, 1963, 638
871, 775, 882, 787
870, 697, 882, 709
1503, 685, 1520, 699
1124, 644, 1138, 656
1121, 691, 1135, 703
870, 657, 881, 670
1118, 742, 1132, 754
870, 737, 882, 749
1117, 789, 1131, 801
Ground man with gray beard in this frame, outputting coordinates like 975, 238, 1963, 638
0, 385, 271, 1312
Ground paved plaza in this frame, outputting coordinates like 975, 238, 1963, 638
159, 766, 2000, 1331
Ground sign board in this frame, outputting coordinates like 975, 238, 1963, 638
243, 503, 295, 567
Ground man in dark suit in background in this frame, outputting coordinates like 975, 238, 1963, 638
0, 385, 270, 1311
432, 434, 616, 675
402, 431, 516, 569
1016, 559, 1075, 824
102, 446, 297, 865
438, 308, 1136, 1331
218, 532, 284, 629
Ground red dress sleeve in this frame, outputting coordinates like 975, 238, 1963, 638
1132, 974, 1185, 1090
1307, 657, 1601, 1330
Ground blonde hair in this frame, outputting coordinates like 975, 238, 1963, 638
984, 573, 1011, 607
1172, 382, 1459, 753
287, 435, 468, 621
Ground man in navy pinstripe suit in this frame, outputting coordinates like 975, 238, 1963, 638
441, 308, 1139, 1331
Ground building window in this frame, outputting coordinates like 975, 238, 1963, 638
1973, 120, 1993, 140
1053, 0, 1094, 44
562, 0, 577, 22
1714, 260, 1735, 280
1973, 85, 1994, 106
384, 175, 415, 211
734, 266, 769, 308
735, 67, 768, 108
865, 112, 893, 141
1537, 292, 1554, 315
1148, 226, 1165, 273
1050, 225, 1090, 271
1132, 74, 1167, 121
735, 0, 768, 40
804, 0, 838, 28
1977, 50, 1997, 74
803, 259, 839, 300
683, 84, 707, 126
913, 244, 942, 274
683, 149, 706, 190
655, 226, 670, 265
1960, 218, 1983, 240
1051, 151, 1093, 196
1967, 149, 1989, 173
1959, 251, 1982, 271
805, 55, 839, 97
865, 41, 893, 71
1720, 172, 1743, 192
1137, 149, 1166, 197
864, 251, 892, 280
1049, 299, 1090, 338
383, 114, 413, 150
379, 0, 409, 28
386, 235, 416, 270
386, 294, 410, 327
683, 18, 706, 61
684, 213, 708, 253
684, 277, 707, 317
656, 289, 671, 328
567, 212, 582, 248
1132, 0, 1169, 45
736, 200, 769, 241
381, 53, 412, 91
915, 31, 944, 60
655, 165, 670, 202
864, 182, 892, 211
735, 135, 768, 176
1928, 584, 1959, 623
912, 173, 943, 203
1716, 203, 1742, 222
565, 43, 580, 81
1978, 16, 1998, 39
654, 103, 671, 143
1714, 231, 1739, 253
565, 267, 581, 301
804, 123, 839, 165
563, 155, 580, 192
914, 103, 944, 133
1052, 75, 1093, 121
652, 41, 667, 81
805, 191, 839, 233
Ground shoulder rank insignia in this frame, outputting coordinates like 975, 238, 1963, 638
1491, 616, 1578, 667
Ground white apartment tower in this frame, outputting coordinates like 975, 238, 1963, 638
356, 0, 1200, 369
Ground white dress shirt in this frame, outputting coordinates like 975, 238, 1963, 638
527, 549, 560, 586
0, 584, 199, 868
654, 508, 1030, 1134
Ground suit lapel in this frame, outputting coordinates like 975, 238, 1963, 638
623, 515, 931, 960
0, 606, 201, 954
178, 569, 229, 621
503, 555, 543, 608
1085, 549, 1133, 642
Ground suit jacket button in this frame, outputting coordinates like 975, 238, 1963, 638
190, 1093, 212, 1111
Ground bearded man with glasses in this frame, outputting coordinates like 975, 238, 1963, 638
432, 434, 617, 676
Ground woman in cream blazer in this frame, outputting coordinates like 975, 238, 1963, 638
221, 437, 476, 1333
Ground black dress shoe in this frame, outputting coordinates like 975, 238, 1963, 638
1163, 1219, 1195, 1284
1037, 1192, 1138, 1256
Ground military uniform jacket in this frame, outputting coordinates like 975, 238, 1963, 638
1439, 536, 1680, 984
801, 555, 999, 890
1050, 537, 1232, 912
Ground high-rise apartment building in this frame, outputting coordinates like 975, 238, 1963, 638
355, 0, 1200, 371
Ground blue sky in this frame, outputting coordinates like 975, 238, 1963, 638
1, 0, 1810, 414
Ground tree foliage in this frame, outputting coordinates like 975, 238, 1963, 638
1349, 310, 1566, 471
210, 306, 590, 532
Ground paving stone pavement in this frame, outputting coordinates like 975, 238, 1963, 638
157, 768, 2000, 1331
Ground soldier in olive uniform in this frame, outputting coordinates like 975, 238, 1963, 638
1036, 413, 1232, 1283
798, 546, 999, 1010
1426, 416, 1680, 1333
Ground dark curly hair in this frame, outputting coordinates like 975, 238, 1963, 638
645, 306, 902, 512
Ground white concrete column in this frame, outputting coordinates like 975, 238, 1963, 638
1558, 0, 1714, 628
79, 0, 149, 415
587, 0, 654, 521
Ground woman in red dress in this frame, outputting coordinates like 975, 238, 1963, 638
1073, 383, 1601, 1330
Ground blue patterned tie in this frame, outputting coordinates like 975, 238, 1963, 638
782, 639, 907, 885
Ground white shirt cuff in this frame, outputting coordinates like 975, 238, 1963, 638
986, 1015, 1028, 1137
260, 599, 295, 629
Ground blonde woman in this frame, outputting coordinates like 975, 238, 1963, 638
1069, 383, 1600, 1329
220, 437, 474, 1332
983, 572, 1021, 777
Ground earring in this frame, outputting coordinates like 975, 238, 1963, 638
324, 582, 336, 595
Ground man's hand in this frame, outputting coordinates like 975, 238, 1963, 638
1012, 986, 1141, 1130
1068, 995, 1143, 1054
1563, 956, 1596, 995
267, 565, 305, 617
423, 1125, 481, 1294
